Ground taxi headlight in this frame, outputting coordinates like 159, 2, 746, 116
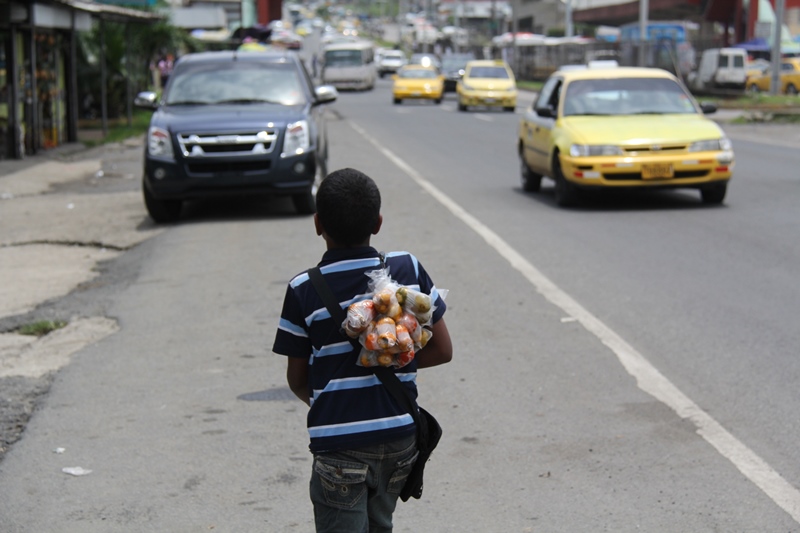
148, 127, 173, 160
460, 81, 474, 91
689, 138, 731, 152
282, 120, 310, 157
570, 144, 624, 157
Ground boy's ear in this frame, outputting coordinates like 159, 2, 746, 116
314, 213, 323, 236
372, 214, 383, 235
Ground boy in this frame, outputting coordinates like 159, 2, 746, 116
272, 168, 453, 533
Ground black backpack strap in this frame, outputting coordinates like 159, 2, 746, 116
307, 264, 420, 426
308, 266, 345, 324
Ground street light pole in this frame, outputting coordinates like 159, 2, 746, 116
638, 0, 649, 67
566, 0, 573, 38
770, 0, 785, 96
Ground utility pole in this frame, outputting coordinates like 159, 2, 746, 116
566, 0, 573, 38
491, 0, 497, 38
638, 0, 649, 67
770, 0, 785, 95
454, 1, 461, 53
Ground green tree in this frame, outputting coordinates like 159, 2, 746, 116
77, 17, 202, 119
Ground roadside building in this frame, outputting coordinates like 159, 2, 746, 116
1, 0, 160, 160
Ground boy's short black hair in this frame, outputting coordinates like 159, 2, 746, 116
316, 168, 382, 246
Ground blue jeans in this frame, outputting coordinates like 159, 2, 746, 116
310, 434, 418, 533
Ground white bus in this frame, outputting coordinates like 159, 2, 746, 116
321, 39, 377, 91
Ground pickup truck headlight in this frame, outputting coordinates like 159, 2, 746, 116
688, 138, 732, 152
147, 126, 173, 160
570, 144, 624, 157
282, 120, 310, 157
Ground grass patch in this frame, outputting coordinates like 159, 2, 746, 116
707, 93, 800, 109
517, 80, 543, 92
79, 109, 153, 147
17, 320, 68, 337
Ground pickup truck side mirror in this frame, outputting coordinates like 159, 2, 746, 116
314, 85, 338, 105
134, 91, 158, 110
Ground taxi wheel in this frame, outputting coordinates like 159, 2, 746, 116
747, 84, 760, 94
520, 152, 542, 192
393, 98, 401, 105
435, 98, 442, 104
700, 183, 727, 205
787, 84, 798, 95
504, 106, 515, 112
552, 152, 579, 207
458, 101, 467, 112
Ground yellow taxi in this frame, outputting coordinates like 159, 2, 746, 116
392, 65, 444, 104
456, 59, 517, 112
746, 57, 800, 94
518, 65, 734, 206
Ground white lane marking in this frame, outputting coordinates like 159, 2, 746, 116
349, 120, 800, 525
474, 114, 494, 122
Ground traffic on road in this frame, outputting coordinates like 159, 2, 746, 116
1, 19, 800, 533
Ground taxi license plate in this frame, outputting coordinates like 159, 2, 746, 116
641, 164, 674, 180
483, 98, 496, 103
411, 92, 421, 96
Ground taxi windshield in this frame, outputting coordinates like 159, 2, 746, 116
468, 66, 510, 79
399, 69, 438, 79
563, 77, 697, 116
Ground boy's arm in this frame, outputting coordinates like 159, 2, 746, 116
415, 318, 453, 369
287, 357, 311, 406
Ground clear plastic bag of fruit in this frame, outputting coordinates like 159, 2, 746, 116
344, 266, 442, 368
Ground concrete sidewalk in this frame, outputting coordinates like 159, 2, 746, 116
0, 137, 163, 461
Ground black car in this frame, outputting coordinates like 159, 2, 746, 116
440, 53, 475, 92
134, 50, 337, 223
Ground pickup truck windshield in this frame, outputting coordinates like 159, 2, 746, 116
165, 63, 305, 106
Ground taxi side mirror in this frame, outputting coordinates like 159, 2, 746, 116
392, 74, 398, 80
535, 106, 555, 118
699, 102, 717, 115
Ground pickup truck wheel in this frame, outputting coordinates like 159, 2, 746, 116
552, 152, 579, 207
520, 151, 542, 192
143, 184, 181, 223
701, 183, 727, 205
293, 191, 316, 214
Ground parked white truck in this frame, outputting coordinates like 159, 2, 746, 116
687, 47, 748, 94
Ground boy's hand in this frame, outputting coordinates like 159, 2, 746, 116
287, 357, 311, 406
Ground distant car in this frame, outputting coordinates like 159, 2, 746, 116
456, 59, 517, 112
409, 53, 442, 71
378, 49, 408, 78
440, 53, 475, 92
134, 50, 338, 222
391, 65, 444, 104
518, 65, 734, 206
746, 57, 800, 94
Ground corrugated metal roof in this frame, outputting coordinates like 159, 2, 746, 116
52, 0, 163, 21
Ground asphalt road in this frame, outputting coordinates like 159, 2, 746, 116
1, 78, 800, 531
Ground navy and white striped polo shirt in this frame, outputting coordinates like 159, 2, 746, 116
273, 247, 446, 453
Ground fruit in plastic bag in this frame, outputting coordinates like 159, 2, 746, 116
375, 316, 397, 350
344, 299, 376, 338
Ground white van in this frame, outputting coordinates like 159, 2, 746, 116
321, 40, 377, 91
687, 48, 747, 93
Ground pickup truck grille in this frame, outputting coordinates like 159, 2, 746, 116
177, 130, 278, 157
